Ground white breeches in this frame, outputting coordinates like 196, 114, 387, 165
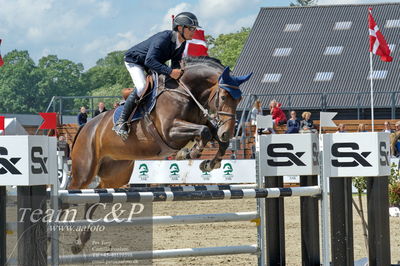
124, 62, 147, 96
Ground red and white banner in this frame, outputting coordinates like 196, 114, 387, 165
368, 8, 392, 62
184, 29, 208, 57
0, 39, 4, 67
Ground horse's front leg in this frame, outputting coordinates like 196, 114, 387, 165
199, 122, 230, 172
170, 119, 212, 160
199, 139, 229, 172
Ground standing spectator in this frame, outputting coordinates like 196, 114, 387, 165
77, 106, 88, 126
113, 101, 120, 109
250, 100, 263, 125
286, 111, 300, 134
300, 112, 316, 133
94, 102, 107, 117
336, 123, 346, 133
57, 135, 70, 159
270, 100, 287, 126
357, 123, 368, 132
382, 121, 394, 133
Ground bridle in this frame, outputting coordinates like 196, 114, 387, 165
177, 79, 237, 128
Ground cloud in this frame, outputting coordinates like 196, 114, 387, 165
83, 31, 138, 54
113, 31, 138, 51
210, 14, 257, 35
196, 0, 259, 19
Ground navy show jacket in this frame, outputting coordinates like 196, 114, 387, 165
124, 30, 186, 76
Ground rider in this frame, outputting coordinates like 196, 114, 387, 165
113, 12, 200, 139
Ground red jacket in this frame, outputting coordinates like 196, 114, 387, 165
271, 103, 287, 124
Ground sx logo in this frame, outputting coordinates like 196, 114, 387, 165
31, 147, 48, 174
331, 143, 372, 167
0, 147, 22, 175
267, 143, 306, 167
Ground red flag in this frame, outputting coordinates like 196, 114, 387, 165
39, 112, 57, 130
184, 29, 208, 57
0, 39, 4, 67
368, 8, 392, 62
0, 116, 4, 131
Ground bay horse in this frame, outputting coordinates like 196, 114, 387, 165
67, 56, 252, 253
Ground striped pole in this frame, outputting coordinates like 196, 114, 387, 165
60, 186, 321, 204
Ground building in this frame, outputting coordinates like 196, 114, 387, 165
234, 3, 400, 119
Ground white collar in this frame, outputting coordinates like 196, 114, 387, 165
176, 33, 183, 49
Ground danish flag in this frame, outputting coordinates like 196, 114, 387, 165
0, 39, 4, 67
184, 29, 208, 57
368, 8, 392, 62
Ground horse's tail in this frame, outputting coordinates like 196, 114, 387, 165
71, 125, 84, 152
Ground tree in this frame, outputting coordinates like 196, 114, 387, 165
0, 50, 41, 113
208, 27, 251, 69
290, 0, 315, 6
82, 51, 131, 94
36, 55, 86, 112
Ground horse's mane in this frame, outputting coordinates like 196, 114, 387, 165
183, 56, 224, 70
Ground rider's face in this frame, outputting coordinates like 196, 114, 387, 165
183, 26, 196, 40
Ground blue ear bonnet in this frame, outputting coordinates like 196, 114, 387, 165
218, 67, 252, 99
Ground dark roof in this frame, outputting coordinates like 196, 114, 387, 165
234, 3, 400, 110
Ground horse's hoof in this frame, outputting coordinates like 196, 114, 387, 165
176, 148, 190, 160
199, 160, 212, 172
189, 147, 201, 159
71, 243, 83, 254
213, 161, 222, 169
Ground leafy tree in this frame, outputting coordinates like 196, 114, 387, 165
81, 51, 131, 94
0, 50, 41, 113
208, 27, 251, 69
290, 0, 315, 6
36, 55, 86, 112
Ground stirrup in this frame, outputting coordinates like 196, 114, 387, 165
112, 122, 130, 141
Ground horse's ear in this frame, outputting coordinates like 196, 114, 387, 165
233, 72, 253, 85
220, 66, 231, 80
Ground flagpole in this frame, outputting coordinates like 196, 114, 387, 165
369, 52, 375, 132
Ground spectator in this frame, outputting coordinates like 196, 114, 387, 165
57, 135, 70, 159
250, 100, 263, 125
390, 121, 400, 156
77, 106, 88, 126
113, 101, 120, 109
286, 111, 300, 134
336, 123, 346, 133
300, 112, 316, 133
269, 100, 287, 126
94, 102, 107, 117
382, 121, 394, 133
357, 123, 368, 132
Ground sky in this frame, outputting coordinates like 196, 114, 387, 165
1, 0, 400, 70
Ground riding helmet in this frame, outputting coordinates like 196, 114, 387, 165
173, 12, 200, 30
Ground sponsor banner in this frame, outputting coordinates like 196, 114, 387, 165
130, 160, 255, 184
323, 132, 390, 177
258, 134, 319, 176
0, 136, 57, 185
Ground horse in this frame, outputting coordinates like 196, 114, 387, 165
67, 56, 252, 253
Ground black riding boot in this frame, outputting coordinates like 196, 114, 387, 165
113, 90, 139, 140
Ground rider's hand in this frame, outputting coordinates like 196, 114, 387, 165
170, 69, 183, 79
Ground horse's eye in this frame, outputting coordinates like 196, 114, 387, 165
221, 96, 226, 101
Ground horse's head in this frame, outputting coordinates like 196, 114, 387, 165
181, 57, 252, 143
211, 66, 252, 142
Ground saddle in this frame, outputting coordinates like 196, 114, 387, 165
113, 73, 160, 124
